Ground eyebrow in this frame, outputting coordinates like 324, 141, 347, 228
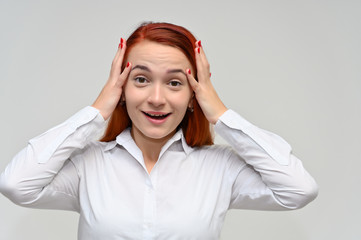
131, 64, 186, 76
131, 65, 150, 72
167, 69, 186, 76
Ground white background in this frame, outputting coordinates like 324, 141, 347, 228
0, 0, 360, 239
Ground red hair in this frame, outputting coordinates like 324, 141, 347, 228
100, 22, 213, 147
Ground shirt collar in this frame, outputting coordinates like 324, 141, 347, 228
103, 128, 194, 156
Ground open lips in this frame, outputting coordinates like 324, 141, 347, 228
142, 111, 171, 120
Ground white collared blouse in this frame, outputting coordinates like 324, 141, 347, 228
0, 107, 318, 240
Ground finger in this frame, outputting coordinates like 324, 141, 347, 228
194, 40, 211, 82
194, 46, 204, 78
196, 40, 210, 72
110, 38, 127, 78
115, 38, 127, 67
186, 68, 199, 92
200, 48, 210, 72
114, 38, 124, 58
195, 47, 210, 82
116, 61, 132, 88
195, 40, 201, 48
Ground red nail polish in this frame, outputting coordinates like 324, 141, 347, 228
209, 73, 212, 77
121, 38, 124, 44
197, 48, 200, 54
188, 69, 191, 74
118, 43, 121, 49
198, 40, 202, 47
126, 62, 130, 68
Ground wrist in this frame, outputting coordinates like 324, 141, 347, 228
91, 103, 110, 121
209, 105, 228, 125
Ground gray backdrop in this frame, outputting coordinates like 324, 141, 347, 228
0, 0, 360, 239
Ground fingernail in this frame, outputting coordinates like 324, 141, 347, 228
198, 40, 202, 47
119, 38, 125, 49
209, 73, 212, 77
119, 38, 123, 49
187, 69, 191, 74
197, 47, 200, 54
126, 62, 130, 68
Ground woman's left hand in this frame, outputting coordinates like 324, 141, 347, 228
186, 41, 228, 124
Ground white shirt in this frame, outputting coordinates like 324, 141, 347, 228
0, 107, 318, 240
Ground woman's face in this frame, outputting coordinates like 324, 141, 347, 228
124, 40, 194, 144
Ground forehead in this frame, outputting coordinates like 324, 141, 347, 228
127, 40, 191, 70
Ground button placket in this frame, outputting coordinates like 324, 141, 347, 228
143, 177, 156, 238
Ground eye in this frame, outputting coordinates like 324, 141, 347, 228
134, 77, 148, 84
168, 80, 182, 87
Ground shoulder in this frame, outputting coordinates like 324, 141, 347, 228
190, 144, 239, 165
195, 143, 234, 155
187, 144, 245, 181
195, 143, 246, 167
70, 140, 115, 165
83, 140, 112, 154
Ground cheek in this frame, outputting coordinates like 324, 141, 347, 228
123, 87, 141, 117
123, 81, 131, 97
170, 94, 192, 111
124, 84, 139, 103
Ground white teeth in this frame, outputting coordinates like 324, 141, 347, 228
147, 113, 166, 117
143, 112, 171, 120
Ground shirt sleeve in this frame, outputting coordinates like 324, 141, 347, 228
215, 109, 318, 210
0, 106, 105, 211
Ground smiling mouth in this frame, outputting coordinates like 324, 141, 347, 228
142, 111, 171, 120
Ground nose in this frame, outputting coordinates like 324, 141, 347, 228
147, 83, 166, 107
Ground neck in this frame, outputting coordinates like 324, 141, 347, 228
131, 127, 176, 163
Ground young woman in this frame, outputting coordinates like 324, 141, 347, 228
0, 22, 318, 239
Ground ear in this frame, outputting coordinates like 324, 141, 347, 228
188, 94, 194, 109
121, 82, 128, 102
119, 93, 126, 106
187, 95, 194, 113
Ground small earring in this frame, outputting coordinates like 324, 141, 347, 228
119, 94, 126, 106
188, 106, 194, 112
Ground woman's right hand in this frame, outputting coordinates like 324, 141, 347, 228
92, 38, 132, 120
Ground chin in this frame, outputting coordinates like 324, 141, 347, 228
140, 127, 177, 141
